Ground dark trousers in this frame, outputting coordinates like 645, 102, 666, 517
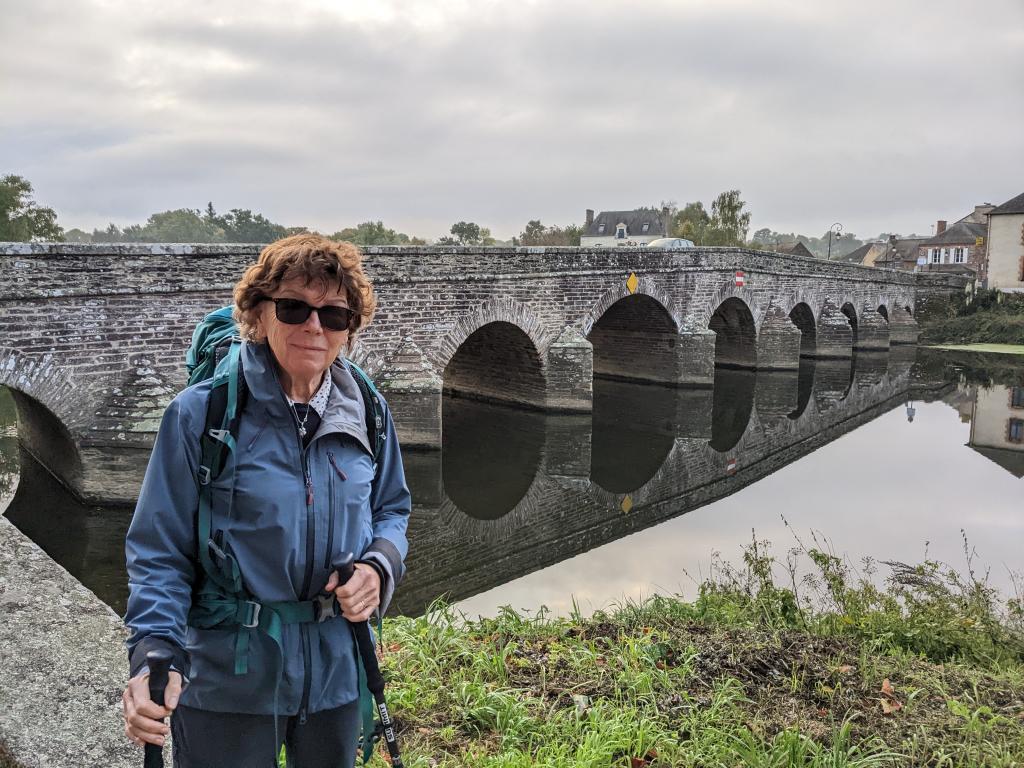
170, 701, 361, 768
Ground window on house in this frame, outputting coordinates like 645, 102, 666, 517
597, 223, 605, 234
642, 222, 650, 233
1011, 387, 1024, 409
616, 226, 626, 239
1008, 418, 1024, 444
953, 247, 965, 263
931, 248, 941, 264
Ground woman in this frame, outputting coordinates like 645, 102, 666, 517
122, 234, 411, 767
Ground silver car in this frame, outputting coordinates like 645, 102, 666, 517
645, 237, 695, 249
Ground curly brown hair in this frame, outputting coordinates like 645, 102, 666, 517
233, 234, 377, 342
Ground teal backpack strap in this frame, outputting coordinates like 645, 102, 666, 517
345, 359, 385, 475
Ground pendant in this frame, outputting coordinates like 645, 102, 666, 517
298, 425, 307, 438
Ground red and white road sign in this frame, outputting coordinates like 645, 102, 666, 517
734, 270, 746, 287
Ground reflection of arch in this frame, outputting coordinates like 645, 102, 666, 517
443, 321, 546, 409
709, 368, 756, 452
840, 302, 859, 344
788, 303, 817, 356
587, 294, 679, 385
442, 397, 545, 520
709, 297, 757, 369
589, 379, 676, 493
788, 357, 816, 420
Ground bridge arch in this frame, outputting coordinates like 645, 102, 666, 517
0, 348, 84, 494
587, 293, 680, 385
709, 297, 758, 369
788, 302, 818, 356
442, 321, 546, 409
840, 301, 859, 344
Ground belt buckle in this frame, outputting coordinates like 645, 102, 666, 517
315, 594, 338, 622
241, 601, 262, 629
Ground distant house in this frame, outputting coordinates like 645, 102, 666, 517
918, 205, 994, 281
874, 236, 927, 271
832, 242, 888, 267
580, 208, 671, 247
968, 384, 1024, 478
776, 242, 815, 259
984, 191, 1024, 293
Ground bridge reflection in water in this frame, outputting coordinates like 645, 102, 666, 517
2, 346, 918, 617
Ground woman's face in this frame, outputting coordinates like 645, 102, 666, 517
258, 277, 351, 388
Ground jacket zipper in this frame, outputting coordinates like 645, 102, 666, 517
324, 452, 345, 569
294, 419, 316, 723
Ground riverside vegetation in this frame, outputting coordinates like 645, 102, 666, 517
338, 536, 1024, 768
920, 289, 1024, 348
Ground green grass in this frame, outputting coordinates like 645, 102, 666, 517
326, 537, 1024, 767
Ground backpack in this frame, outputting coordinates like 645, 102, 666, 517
183, 305, 385, 760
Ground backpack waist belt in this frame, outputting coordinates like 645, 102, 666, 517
189, 582, 342, 675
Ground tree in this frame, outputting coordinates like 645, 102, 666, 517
330, 221, 424, 246
0, 174, 63, 241
673, 201, 710, 244
444, 221, 496, 245
215, 208, 288, 242
64, 228, 92, 243
449, 221, 481, 245
705, 190, 751, 246
518, 219, 582, 246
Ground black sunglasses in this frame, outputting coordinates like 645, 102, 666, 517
267, 298, 355, 331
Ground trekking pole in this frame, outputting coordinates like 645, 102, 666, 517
335, 554, 404, 768
144, 649, 173, 768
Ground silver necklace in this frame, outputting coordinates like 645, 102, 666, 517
293, 403, 312, 438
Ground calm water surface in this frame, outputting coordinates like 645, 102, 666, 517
2, 349, 1022, 618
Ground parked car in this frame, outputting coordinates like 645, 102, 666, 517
645, 237, 695, 249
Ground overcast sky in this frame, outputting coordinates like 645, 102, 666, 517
3, 0, 1023, 241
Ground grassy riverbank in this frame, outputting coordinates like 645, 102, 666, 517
920, 290, 1024, 347
359, 541, 1024, 767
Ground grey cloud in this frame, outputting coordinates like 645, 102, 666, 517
2, 0, 1022, 238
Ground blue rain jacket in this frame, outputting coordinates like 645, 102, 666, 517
124, 341, 410, 715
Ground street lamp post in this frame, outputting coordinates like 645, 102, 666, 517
826, 222, 843, 260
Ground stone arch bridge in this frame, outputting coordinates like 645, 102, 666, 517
0, 243, 962, 501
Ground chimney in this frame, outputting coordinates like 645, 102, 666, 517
936, 220, 947, 234
585, 209, 594, 227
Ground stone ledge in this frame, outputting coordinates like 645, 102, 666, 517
0, 516, 134, 768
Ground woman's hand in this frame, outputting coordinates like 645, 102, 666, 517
122, 670, 182, 747
325, 562, 380, 622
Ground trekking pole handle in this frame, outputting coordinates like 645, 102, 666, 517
144, 649, 174, 768
334, 552, 356, 586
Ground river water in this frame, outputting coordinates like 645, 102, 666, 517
2, 348, 1022, 619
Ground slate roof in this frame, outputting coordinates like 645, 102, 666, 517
989, 192, 1024, 216
583, 208, 669, 238
777, 242, 815, 258
874, 237, 927, 268
969, 445, 1024, 478
921, 221, 986, 247
832, 243, 874, 264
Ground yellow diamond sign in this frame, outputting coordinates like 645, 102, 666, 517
626, 272, 639, 294
620, 494, 633, 514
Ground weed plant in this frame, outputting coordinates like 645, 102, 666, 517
281, 536, 1023, 767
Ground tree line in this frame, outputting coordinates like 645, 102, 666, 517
1, 173, 887, 260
